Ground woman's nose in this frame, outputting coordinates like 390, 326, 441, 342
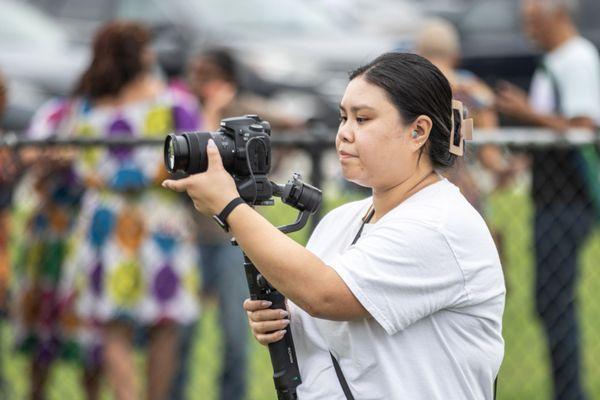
337, 124, 354, 143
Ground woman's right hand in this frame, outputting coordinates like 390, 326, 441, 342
243, 299, 290, 346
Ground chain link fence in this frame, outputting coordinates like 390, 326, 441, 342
0, 128, 599, 399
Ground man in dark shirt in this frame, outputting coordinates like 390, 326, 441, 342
496, 1, 600, 399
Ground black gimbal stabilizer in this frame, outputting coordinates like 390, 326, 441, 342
163, 116, 322, 399
241, 173, 321, 400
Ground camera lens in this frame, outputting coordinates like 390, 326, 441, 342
164, 134, 190, 173
163, 129, 236, 175
167, 139, 175, 170
164, 131, 220, 174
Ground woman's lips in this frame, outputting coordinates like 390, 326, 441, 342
339, 151, 356, 159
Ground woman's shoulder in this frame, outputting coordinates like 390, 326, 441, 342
85, 81, 197, 114
307, 196, 371, 247
74, 84, 200, 134
316, 197, 372, 230
124, 83, 198, 114
27, 97, 74, 139
412, 179, 492, 243
327, 196, 372, 218
381, 179, 480, 232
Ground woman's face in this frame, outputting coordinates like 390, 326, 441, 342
336, 76, 421, 190
141, 46, 156, 72
189, 57, 229, 101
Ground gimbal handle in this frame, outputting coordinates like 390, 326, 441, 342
244, 255, 301, 400
236, 173, 322, 400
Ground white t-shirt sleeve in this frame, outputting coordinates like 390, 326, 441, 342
545, 39, 600, 121
330, 217, 468, 335
557, 57, 600, 120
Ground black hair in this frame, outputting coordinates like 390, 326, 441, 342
349, 52, 456, 169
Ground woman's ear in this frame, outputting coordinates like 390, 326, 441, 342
409, 115, 433, 150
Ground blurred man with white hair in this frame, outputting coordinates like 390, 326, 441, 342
496, 1, 600, 399
416, 18, 523, 208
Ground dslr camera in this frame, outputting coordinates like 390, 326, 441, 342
164, 114, 273, 204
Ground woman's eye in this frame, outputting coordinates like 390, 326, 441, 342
356, 117, 368, 123
339, 115, 347, 124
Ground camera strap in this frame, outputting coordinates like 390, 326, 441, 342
330, 205, 375, 400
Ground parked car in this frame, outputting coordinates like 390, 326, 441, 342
304, 0, 421, 51
0, 0, 88, 130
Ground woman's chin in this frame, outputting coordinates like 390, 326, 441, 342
343, 175, 370, 189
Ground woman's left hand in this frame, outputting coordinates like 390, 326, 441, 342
162, 139, 239, 216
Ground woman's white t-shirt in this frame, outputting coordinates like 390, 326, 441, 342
288, 179, 505, 399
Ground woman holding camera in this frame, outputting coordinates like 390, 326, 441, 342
163, 52, 505, 399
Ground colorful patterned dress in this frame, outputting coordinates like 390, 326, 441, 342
15, 85, 202, 366
13, 98, 85, 363
62, 86, 201, 329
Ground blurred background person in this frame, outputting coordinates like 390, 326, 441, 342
0, 69, 12, 317
495, 0, 600, 399
416, 17, 525, 210
0, 68, 14, 399
28, 21, 201, 400
171, 47, 311, 400
9, 69, 87, 399
189, 48, 307, 132
171, 48, 258, 400
190, 48, 307, 178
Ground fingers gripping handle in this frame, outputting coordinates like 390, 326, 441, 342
244, 256, 301, 399
267, 291, 301, 400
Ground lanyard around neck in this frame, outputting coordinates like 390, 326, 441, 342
351, 206, 375, 246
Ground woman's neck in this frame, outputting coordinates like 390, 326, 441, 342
371, 167, 440, 223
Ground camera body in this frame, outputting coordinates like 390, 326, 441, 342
164, 114, 273, 204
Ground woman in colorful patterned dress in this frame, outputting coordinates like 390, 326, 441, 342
23, 21, 201, 400
12, 81, 88, 399
69, 21, 201, 400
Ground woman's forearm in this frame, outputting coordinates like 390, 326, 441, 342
227, 204, 330, 313
226, 203, 366, 319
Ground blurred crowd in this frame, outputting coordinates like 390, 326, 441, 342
0, 0, 599, 399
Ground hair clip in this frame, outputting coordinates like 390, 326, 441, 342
449, 99, 473, 156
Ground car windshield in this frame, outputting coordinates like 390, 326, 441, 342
0, 1, 68, 48
190, 0, 345, 38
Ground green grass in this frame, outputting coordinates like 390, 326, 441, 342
487, 186, 600, 399
2, 188, 600, 399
